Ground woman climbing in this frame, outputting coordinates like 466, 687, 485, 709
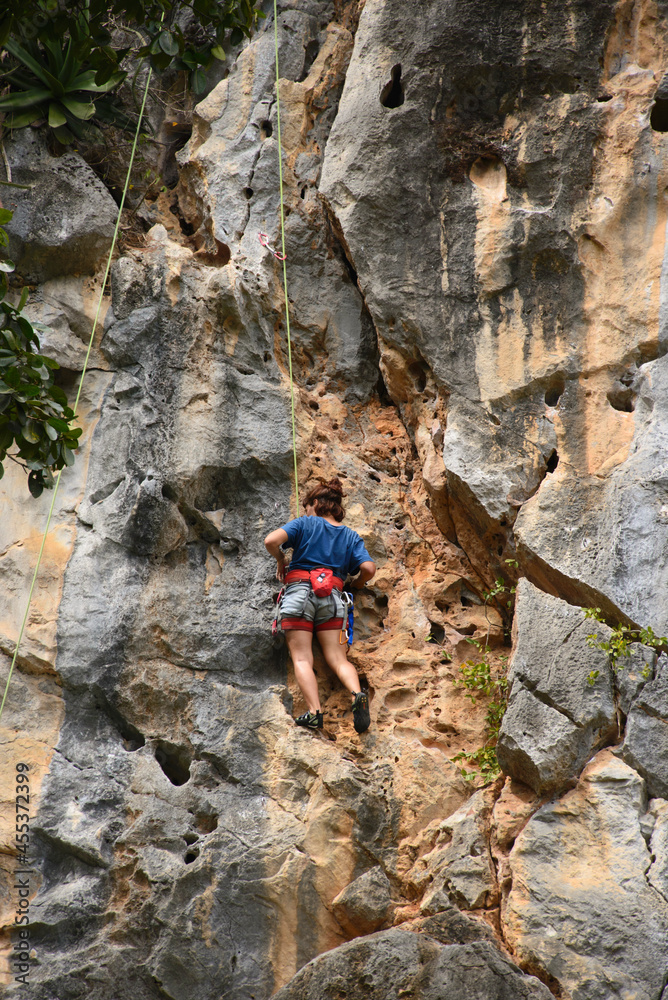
264, 478, 376, 733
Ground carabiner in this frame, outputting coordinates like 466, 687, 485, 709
258, 231, 286, 261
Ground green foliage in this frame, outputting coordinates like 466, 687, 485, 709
584, 607, 666, 686
0, 27, 128, 144
0, 211, 81, 497
0, 0, 264, 117
482, 559, 518, 611
451, 639, 509, 783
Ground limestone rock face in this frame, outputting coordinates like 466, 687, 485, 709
621, 654, 668, 798
497, 580, 617, 793
273, 930, 553, 1000
4, 129, 117, 282
505, 752, 668, 1000
2, 1, 668, 999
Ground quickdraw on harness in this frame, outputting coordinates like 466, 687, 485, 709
272, 586, 285, 637
340, 591, 354, 648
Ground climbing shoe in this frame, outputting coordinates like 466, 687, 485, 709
295, 711, 324, 729
352, 691, 370, 734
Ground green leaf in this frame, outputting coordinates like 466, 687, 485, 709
68, 69, 125, 93
48, 102, 68, 127
52, 124, 76, 144
0, 260, 15, 273
158, 31, 179, 56
0, 15, 12, 49
22, 420, 40, 443
0, 209, 12, 224
49, 385, 68, 406
17, 287, 29, 312
44, 421, 58, 440
47, 417, 70, 432
4, 39, 64, 93
211, 44, 226, 62
6, 109, 46, 129
61, 96, 96, 119
63, 445, 75, 466
0, 88, 53, 110
230, 27, 244, 46
28, 470, 44, 498
2, 366, 20, 388
192, 66, 207, 94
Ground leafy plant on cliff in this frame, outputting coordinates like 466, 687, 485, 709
0, 28, 128, 145
0, 0, 264, 122
0, 211, 81, 497
450, 564, 517, 782
583, 607, 666, 686
451, 639, 509, 783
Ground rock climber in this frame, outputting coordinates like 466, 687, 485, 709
264, 478, 376, 733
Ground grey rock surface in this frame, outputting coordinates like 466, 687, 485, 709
506, 752, 668, 1000
4, 129, 117, 282
3, 2, 668, 1000
621, 654, 668, 799
497, 580, 616, 793
273, 930, 553, 1000
516, 353, 668, 633
332, 866, 394, 935
647, 799, 668, 902
416, 790, 496, 911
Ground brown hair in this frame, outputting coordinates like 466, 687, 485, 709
303, 478, 345, 522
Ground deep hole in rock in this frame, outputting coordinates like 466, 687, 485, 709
457, 623, 477, 635
650, 98, 668, 132
184, 849, 199, 864
244, 187, 253, 200
94, 690, 145, 751
380, 64, 404, 108
544, 373, 566, 406
309, 401, 320, 410
460, 585, 482, 606
408, 361, 427, 392
264, 351, 271, 362
194, 811, 218, 834
260, 120, 273, 139
300, 39, 320, 80
184, 832, 199, 846
607, 386, 636, 412
546, 449, 559, 473
369, 472, 381, 482
155, 742, 191, 786
300, 187, 307, 199
375, 594, 389, 609
426, 621, 445, 643
597, 93, 612, 102
198, 239, 231, 267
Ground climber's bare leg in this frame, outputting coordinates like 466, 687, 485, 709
285, 629, 321, 713
317, 629, 361, 695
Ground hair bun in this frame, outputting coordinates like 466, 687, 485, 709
324, 477, 344, 498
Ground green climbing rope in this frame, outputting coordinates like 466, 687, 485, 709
0, 60, 157, 728
273, 0, 300, 516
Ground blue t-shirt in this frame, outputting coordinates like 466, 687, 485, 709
281, 516, 372, 580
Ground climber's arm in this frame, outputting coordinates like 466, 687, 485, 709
351, 560, 376, 589
264, 528, 289, 581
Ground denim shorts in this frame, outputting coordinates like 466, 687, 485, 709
278, 581, 345, 633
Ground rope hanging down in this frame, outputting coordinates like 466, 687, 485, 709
273, 0, 300, 515
0, 61, 157, 728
